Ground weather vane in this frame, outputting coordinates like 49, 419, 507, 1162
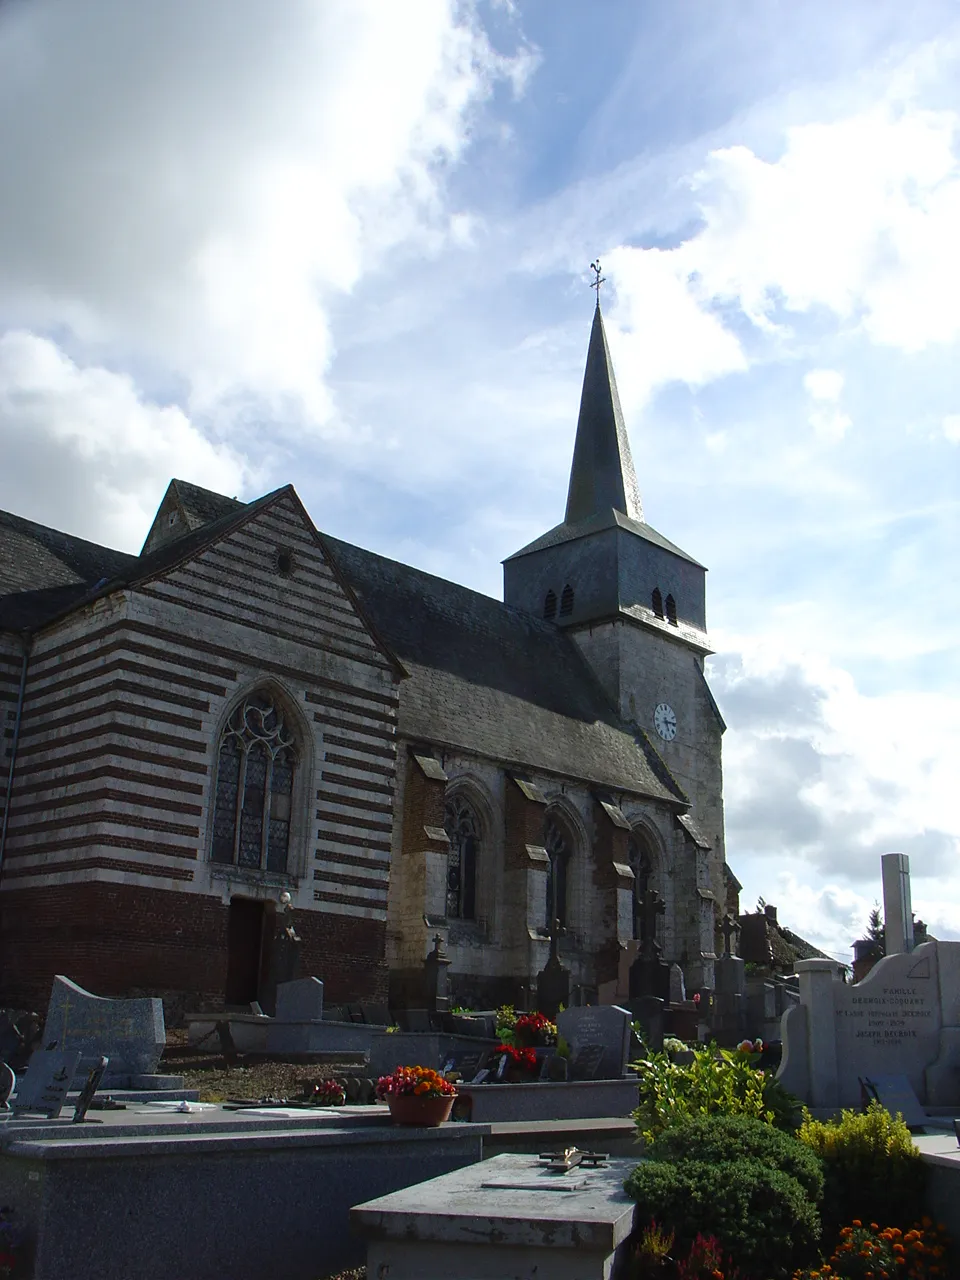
590, 259, 605, 301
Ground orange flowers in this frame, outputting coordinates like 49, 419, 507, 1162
792, 1218, 953, 1280
375, 1065, 457, 1101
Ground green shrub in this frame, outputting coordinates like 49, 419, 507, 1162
796, 1101, 926, 1235
631, 1042, 803, 1143
624, 1157, 820, 1279
646, 1114, 824, 1204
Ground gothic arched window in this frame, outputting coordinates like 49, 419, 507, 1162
211, 691, 298, 873
559, 584, 574, 617
544, 815, 572, 927
629, 832, 662, 947
652, 587, 664, 618
665, 593, 678, 626
543, 590, 557, 620
443, 794, 480, 920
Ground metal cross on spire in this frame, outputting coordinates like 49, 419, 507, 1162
589, 259, 605, 304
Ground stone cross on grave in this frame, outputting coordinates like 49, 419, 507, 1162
721, 914, 741, 957
637, 889, 665, 959
547, 916, 567, 965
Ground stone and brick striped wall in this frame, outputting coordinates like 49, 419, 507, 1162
0, 493, 399, 1005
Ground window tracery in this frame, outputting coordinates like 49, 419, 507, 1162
211, 692, 298, 873
443, 794, 480, 920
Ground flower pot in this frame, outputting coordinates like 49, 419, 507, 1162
387, 1093, 456, 1126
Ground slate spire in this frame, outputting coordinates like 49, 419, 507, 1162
564, 303, 643, 525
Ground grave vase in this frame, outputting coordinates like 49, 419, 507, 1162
387, 1093, 455, 1126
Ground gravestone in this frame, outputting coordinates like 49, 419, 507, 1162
712, 950, 747, 1046
13, 1049, 82, 1118
42, 976, 164, 1082
360, 1003, 392, 1027
73, 1056, 109, 1123
669, 964, 686, 1005
557, 1005, 631, 1080
423, 936, 451, 1015
275, 977, 324, 1023
778, 940, 960, 1109
537, 918, 571, 1018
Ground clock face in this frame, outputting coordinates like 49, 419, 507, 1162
654, 703, 677, 741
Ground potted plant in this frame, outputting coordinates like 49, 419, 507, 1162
375, 1066, 457, 1125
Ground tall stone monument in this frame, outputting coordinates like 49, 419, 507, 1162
882, 853, 914, 956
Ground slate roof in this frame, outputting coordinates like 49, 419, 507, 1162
505, 506, 704, 568
1, 486, 687, 802
173, 479, 244, 531
324, 535, 685, 802
564, 304, 643, 525
0, 510, 138, 631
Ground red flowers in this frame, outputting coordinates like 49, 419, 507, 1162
495, 1043, 538, 1070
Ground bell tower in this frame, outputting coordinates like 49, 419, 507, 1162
503, 298, 727, 980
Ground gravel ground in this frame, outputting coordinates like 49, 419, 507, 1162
162, 1027, 365, 1101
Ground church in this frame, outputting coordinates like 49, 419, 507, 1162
0, 303, 734, 1016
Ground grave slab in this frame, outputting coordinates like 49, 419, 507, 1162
454, 1078, 639, 1124
352, 1152, 639, 1280
274, 977, 324, 1022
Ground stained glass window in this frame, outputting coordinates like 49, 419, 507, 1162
443, 795, 479, 920
544, 816, 571, 927
210, 692, 297, 873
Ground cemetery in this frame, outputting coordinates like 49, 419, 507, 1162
0, 858, 958, 1278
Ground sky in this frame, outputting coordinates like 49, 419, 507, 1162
0, 0, 957, 964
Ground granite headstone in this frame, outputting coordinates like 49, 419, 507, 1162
557, 1005, 632, 1079
274, 977, 324, 1023
13, 1049, 82, 1118
42, 976, 164, 1080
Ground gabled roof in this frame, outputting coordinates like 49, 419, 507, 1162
325, 534, 686, 802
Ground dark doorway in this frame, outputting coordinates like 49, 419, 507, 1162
225, 898, 265, 1006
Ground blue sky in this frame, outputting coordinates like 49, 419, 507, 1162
1, 0, 957, 961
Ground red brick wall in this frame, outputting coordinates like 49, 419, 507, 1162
0, 883, 387, 1017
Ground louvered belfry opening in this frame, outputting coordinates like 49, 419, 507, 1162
543, 589, 557, 620
559, 583, 574, 617
665, 593, 678, 626
652, 587, 664, 618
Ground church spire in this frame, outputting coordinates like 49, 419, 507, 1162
564, 301, 643, 526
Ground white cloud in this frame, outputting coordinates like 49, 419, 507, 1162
601, 244, 748, 413
0, 332, 249, 549
943, 414, 960, 442
0, 0, 527, 422
709, 639, 960, 956
804, 369, 844, 402
804, 369, 851, 443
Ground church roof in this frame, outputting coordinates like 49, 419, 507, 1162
565, 304, 643, 525
324, 535, 685, 802
0, 483, 687, 801
504, 505, 704, 567
0, 509, 139, 630
504, 305, 702, 569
